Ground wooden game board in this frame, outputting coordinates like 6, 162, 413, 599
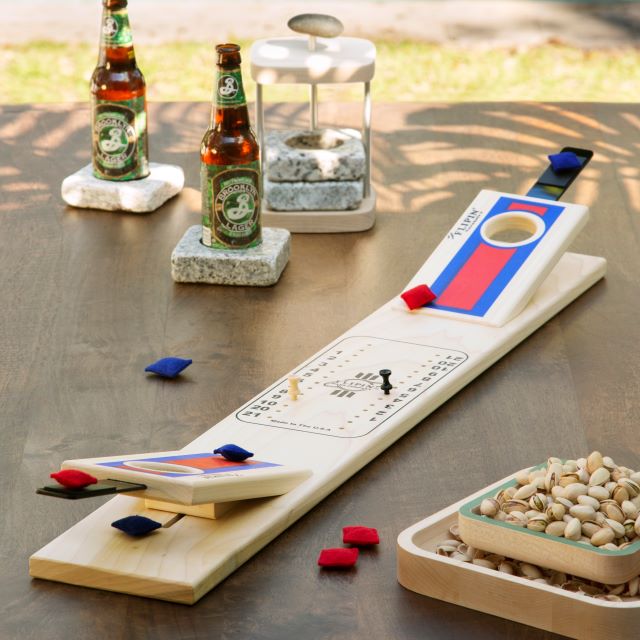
29, 190, 606, 603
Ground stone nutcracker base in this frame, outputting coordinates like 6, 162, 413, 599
61, 163, 185, 213
262, 189, 376, 233
171, 225, 290, 286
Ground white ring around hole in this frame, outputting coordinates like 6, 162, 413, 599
123, 460, 203, 474
480, 211, 546, 248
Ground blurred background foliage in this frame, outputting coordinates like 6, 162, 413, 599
1, 40, 639, 104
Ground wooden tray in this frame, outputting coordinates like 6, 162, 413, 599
397, 477, 640, 640
458, 469, 640, 584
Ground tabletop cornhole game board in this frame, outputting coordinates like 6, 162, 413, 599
30, 150, 606, 604
397, 475, 639, 640
57, 450, 311, 513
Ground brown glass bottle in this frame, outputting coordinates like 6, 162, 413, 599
201, 44, 261, 249
91, 0, 149, 180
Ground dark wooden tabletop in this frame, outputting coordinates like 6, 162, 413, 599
1, 101, 639, 640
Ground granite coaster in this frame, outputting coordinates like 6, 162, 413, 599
61, 163, 184, 213
265, 178, 363, 211
171, 225, 290, 286
266, 128, 365, 183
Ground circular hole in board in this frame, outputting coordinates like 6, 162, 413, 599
123, 461, 203, 475
481, 211, 545, 247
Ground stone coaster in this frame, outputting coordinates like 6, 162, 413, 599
265, 178, 363, 211
266, 128, 365, 182
61, 163, 185, 213
171, 225, 290, 286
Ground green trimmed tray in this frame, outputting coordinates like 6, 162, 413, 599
458, 467, 640, 584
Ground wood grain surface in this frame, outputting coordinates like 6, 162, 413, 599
1, 101, 639, 639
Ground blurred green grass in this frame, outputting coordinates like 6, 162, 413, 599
1, 40, 639, 103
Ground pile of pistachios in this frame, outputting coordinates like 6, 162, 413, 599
477, 452, 640, 550
437, 523, 639, 602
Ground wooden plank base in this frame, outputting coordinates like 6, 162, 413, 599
29, 252, 606, 603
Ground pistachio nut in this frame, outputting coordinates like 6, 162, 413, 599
622, 500, 639, 519
559, 473, 581, 488
564, 483, 588, 501
604, 518, 626, 538
498, 561, 514, 574
589, 467, 611, 487
577, 495, 601, 510
611, 468, 625, 482
591, 527, 615, 546
619, 478, 640, 498
569, 504, 596, 522
565, 517, 582, 541
605, 481, 618, 495
603, 502, 625, 524
505, 512, 527, 526
581, 521, 601, 538
588, 485, 610, 501
546, 520, 567, 537
546, 502, 566, 521
480, 498, 500, 517
623, 520, 636, 538
436, 546, 455, 556
513, 483, 538, 501
612, 485, 630, 505
503, 499, 529, 514
472, 558, 497, 570
556, 497, 574, 510
519, 563, 544, 579
527, 516, 549, 532
594, 511, 607, 526
514, 468, 532, 486
529, 493, 546, 512
586, 451, 604, 475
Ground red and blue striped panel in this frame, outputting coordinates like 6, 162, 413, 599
98, 452, 279, 477
427, 197, 565, 317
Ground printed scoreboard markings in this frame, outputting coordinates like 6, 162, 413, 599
237, 336, 467, 438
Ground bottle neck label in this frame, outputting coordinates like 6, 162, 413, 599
215, 69, 247, 108
101, 9, 133, 48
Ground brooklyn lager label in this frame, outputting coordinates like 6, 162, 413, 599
201, 161, 261, 249
101, 10, 133, 48
92, 97, 148, 180
215, 69, 246, 108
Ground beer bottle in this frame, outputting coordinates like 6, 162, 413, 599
91, 0, 149, 181
201, 44, 261, 250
